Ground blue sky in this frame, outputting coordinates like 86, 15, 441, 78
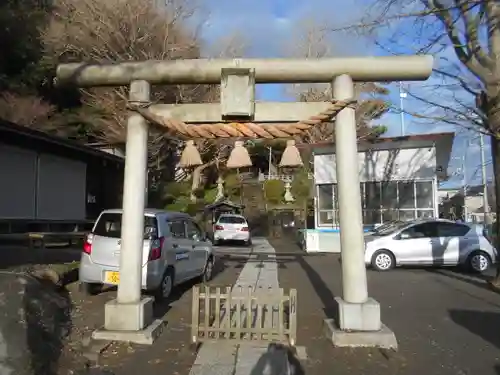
195, 0, 491, 187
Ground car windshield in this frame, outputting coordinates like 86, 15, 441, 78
94, 212, 158, 238
372, 221, 407, 235
218, 216, 246, 224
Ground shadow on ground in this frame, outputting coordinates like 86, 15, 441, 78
448, 309, 500, 349
426, 268, 500, 294
249, 343, 305, 375
0, 271, 75, 375
0, 242, 80, 271
152, 258, 227, 319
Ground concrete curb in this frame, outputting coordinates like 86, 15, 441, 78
323, 318, 398, 350
92, 319, 165, 345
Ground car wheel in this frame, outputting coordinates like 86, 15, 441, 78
244, 239, 252, 247
213, 239, 220, 246
467, 251, 491, 273
371, 250, 395, 271
202, 257, 214, 283
155, 269, 174, 302
79, 282, 101, 296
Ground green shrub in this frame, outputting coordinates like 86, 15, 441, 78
264, 179, 285, 204
204, 187, 218, 203
163, 181, 191, 204
291, 170, 312, 203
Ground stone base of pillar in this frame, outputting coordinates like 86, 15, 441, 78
323, 297, 397, 349
337, 296, 381, 331
91, 297, 164, 345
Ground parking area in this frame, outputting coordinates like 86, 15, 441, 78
270, 238, 500, 375
2, 239, 500, 374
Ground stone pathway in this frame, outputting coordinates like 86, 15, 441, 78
188, 238, 292, 375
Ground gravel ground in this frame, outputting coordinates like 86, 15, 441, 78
269, 238, 500, 375
5, 240, 500, 375
0, 244, 246, 375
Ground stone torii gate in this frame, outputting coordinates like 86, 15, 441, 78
56, 56, 433, 347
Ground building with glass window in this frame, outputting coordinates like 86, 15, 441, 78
302, 132, 454, 252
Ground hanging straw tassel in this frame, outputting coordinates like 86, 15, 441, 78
179, 140, 202, 168
226, 140, 252, 169
279, 139, 303, 167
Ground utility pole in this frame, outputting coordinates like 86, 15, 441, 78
268, 146, 272, 177
462, 138, 470, 222
480, 133, 490, 225
399, 81, 406, 136
463, 158, 468, 222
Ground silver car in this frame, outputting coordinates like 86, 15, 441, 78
365, 219, 497, 273
79, 209, 214, 300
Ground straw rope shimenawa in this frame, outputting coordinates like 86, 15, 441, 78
126, 99, 357, 139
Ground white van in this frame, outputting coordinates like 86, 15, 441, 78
79, 209, 214, 300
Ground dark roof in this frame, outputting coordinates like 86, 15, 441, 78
204, 200, 245, 210
0, 119, 125, 163
440, 185, 484, 196
300, 132, 455, 150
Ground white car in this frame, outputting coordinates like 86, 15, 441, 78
79, 209, 214, 300
213, 214, 251, 246
365, 219, 497, 272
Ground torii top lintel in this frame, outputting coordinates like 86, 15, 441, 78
55, 55, 433, 87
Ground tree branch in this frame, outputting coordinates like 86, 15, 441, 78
456, 0, 494, 68
428, 0, 488, 81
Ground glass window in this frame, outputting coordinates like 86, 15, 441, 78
186, 220, 203, 240
318, 185, 334, 210
400, 222, 437, 239
168, 220, 186, 239
436, 222, 470, 237
417, 210, 434, 219
416, 181, 434, 208
398, 181, 415, 209
398, 210, 416, 221
363, 209, 381, 225
381, 181, 398, 209
218, 216, 246, 224
382, 210, 399, 223
333, 184, 340, 210
373, 221, 407, 235
94, 213, 157, 239
318, 210, 338, 226
359, 183, 364, 208
364, 182, 381, 209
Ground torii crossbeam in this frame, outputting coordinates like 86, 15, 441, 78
56, 56, 433, 348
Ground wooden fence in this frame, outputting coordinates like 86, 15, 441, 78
191, 285, 297, 346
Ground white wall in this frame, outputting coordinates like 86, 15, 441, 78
314, 147, 437, 184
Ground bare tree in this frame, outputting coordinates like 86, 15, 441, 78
285, 19, 389, 144
42, 0, 206, 184
43, 0, 248, 204
339, 0, 500, 283
0, 93, 55, 128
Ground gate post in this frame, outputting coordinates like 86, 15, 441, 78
101, 80, 156, 333
333, 74, 369, 306
332, 75, 389, 342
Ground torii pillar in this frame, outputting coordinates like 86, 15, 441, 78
56, 56, 433, 347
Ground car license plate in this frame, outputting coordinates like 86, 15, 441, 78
105, 271, 120, 285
